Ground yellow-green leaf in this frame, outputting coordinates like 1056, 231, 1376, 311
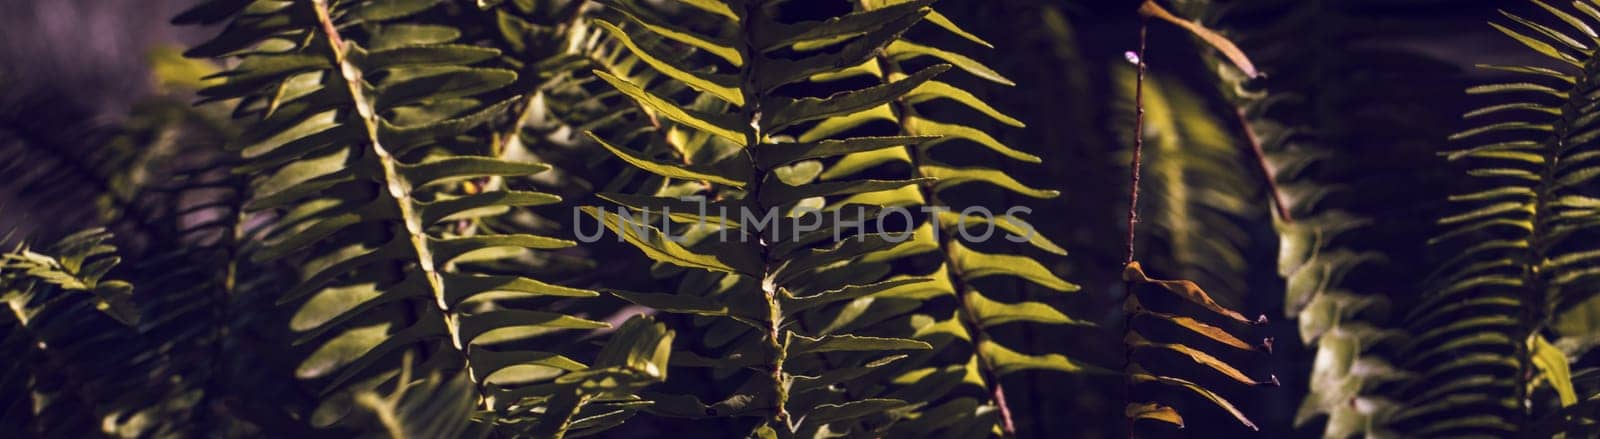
1126, 403, 1184, 428
1138, 0, 1259, 78
978, 340, 1113, 377
594, 70, 743, 142
1531, 334, 1577, 407
964, 290, 1091, 328
590, 132, 747, 187
1131, 373, 1258, 430
1138, 310, 1263, 352
919, 163, 1058, 199
583, 207, 761, 276
1124, 261, 1262, 325
790, 334, 932, 355
951, 242, 1078, 292
593, 20, 743, 105
887, 40, 1012, 85
905, 80, 1024, 127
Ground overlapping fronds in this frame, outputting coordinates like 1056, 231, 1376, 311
1106, 4, 1278, 434
1178, 0, 1465, 435
780, 1, 1094, 436
3, 50, 317, 436
346, 315, 672, 439
579, 0, 1049, 436
0, 229, 153, 436
1, 225, 308, 438
14, 0, 1589, 436
349, 360, 488, 439
176, 0, 670, 435
128, 154, 322, 437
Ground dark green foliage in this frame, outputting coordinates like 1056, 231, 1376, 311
1403, 1, 1600, 436
1172, 0, 1467, 436
0, 0, 1271, 436
174, 0, 677, 436
2, 230, 166, 437
22, 0, 1600, 437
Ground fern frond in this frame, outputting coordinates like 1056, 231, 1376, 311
350, 361, 488, 439
1404, 1, 1600, 435
584, 1, 982, 435
179, 1, 667, 435
1178, 0, 1466, 435
0, 229, 160, 437
783, 2, 1097, 436
580, 0, 1095, 435
5, 51, 314, 435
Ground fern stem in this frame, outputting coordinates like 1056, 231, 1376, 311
1232, 108, 1293, 223
1126, 26, 1147, 268
856, 3, 1019, 432
308, 0, 481, 393
732, 2, 790, 429
1513, 64, 1574, 426
881, 61, 1020, 439
1121, 15, 1150, 439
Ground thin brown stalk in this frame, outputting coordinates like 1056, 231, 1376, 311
1121, 16, 1150, 439
1125, 26, 1147, 267
1233, 108, 1293, 222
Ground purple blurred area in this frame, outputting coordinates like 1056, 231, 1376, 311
0, 0, 212, 243
0, 0, 205, 119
